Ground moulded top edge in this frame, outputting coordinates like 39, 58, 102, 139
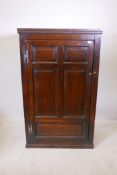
17, 28, 103, 34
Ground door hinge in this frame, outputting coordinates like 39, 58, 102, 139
28, 124, 33, 135
23, 48, 29, 67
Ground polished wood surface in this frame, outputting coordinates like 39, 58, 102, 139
18, 29, 102, 148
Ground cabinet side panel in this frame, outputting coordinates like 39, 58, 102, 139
18, 34, 31, 143
89, 34, 102, 144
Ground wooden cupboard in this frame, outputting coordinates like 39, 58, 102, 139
18, 29, 102, 148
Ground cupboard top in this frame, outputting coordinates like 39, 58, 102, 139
17, 28, 103, 34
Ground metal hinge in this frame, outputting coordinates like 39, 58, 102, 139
28, 124, 33, 135
23, 48, 29, 67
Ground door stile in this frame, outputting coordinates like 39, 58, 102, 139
57, 46, 64, 118
25, 41, 36, 136
84, 41, 94, 143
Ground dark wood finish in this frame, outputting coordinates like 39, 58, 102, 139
18, 29, 102, 148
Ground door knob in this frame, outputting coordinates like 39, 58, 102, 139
93, 71, 96, 75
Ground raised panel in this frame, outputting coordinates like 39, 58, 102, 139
63, 70, 86, 117
64, 46, 88, 62
32, 46, 58, 62
36, 124, 82, 136
33, 69, 58, 117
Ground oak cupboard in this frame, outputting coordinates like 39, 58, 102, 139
17, 29, 102, 148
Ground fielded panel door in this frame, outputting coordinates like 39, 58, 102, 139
23, 39, 94, 147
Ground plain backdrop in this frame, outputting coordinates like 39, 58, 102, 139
0, 0, 117, 120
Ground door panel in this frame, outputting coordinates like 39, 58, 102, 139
33, 69, 58, 117
26, 39, 94, 144
35, 123, 82, 136
32, 46, 58, 62
64, 46, 88, 62
63, 69, 86, 117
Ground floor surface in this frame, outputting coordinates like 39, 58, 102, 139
0, 118, 117, 175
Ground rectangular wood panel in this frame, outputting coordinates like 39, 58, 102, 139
64, 46, 88, 62
33, 69, 58, 117
36, 124, 82, 136
32, 46, 58, 62
63, 70, 86, 117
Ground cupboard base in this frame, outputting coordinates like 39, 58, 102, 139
26, 143, 94, 149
